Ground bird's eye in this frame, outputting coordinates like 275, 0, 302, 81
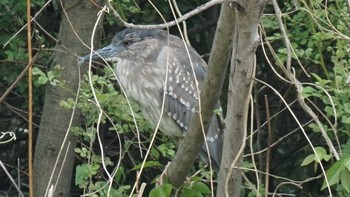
122, 40, 130, 47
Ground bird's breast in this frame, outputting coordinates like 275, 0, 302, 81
115, 59, 182, 136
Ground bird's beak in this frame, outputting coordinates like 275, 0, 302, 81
78, 44, 119, 64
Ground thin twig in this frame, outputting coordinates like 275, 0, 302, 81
2, 101, 40, 128
272, 182, 302, 197
170, 0, 190, 44
52, 142, 71, 193
255, 78, 333, 196
3, 0, 53, 48
249, 95, 261, 197
264, 95, 271, 197
26, 0, 34, 195
0, 53, 39, 104
239, 165, 323, 185
245, 119, 313, 157
17, 158, 21, 197
106, 0, 234, 29
33, 20, 71, 53
85, 5, 113, 182
0, 160, 25, 197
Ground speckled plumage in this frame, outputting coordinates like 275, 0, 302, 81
81, 28, 223, 170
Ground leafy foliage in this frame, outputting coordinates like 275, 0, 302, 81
255, 0, 350, 196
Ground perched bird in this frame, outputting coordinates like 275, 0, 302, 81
80, 28, 223, 170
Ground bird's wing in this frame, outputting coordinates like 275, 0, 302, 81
162, 43, 205, 133
161, 42, 223, 169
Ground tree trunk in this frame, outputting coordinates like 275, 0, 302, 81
216, 1, 266, 197
33, 1, 102, 196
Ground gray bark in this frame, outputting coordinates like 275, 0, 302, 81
216, 1, 266, 196
33, 1, 102, 196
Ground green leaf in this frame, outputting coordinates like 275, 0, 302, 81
336, 49, 345, 58
310, 73, 331, 86
47, 71, 55, 81
151, 147, 160, 159
5, 50, 14, 60
60, 100, 72, 109
341, 168, 350, 193
32, 67, 45, 76
181, 187, 197, 197
342, 116, 350, 124
114, 167, 124, 184
149, 184, 172, 197
301, 147, 330, 166
321, 159, 345, 190
37, 76, 48, 85
301, 155, 315, 166
345, 157, 350, 172
131, 161, 163, 171
191, 182, 211, 194
308, 123, 320, 133
75, 164, 90, 185
74, 147, 82, 154
89, 163, 100, 175
314, 147, 327, 162
302, 86, 316, 98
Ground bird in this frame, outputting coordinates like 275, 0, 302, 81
79, 28, 223, 170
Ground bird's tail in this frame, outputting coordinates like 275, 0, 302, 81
199, 112, 223, 172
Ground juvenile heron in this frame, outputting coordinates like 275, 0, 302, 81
80, 28, 223, 170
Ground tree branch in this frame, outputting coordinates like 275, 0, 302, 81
106, 0, 235, 29
216, 1, 266, 196
167, 3, 235, 188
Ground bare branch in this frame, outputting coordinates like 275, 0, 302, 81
167, 2, 235, 188
106, 0, 235, 29
0, 161, 24, 197
0, 53, 40, 104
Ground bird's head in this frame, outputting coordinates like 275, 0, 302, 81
79, 28, 167, 64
